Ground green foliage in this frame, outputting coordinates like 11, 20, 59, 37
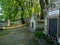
0, 0, 41, 21
35, 31, 57, 45
35, 31, 46, 39
34, 2, 41, 14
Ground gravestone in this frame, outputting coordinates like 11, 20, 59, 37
29, 15, 36, 32
44, 2, 60, 43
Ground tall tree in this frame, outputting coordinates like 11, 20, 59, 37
1, 0, 41, 24
0, 0, 19, 26
15, 0, 25, 24
45, 0, 49, 6
39, 0, 50, 19
39, 0, 45, 19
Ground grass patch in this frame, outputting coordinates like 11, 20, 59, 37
0, 29, 9, 37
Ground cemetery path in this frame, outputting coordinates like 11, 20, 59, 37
0, 26, 38, 45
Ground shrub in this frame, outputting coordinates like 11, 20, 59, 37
35, 31, 46, 39
34, 31, 57, 45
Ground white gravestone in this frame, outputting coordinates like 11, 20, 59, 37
30, 15, 36, 32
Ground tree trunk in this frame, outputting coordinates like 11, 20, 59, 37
39, 0, 45, 19
8, 19, 11, 26
40, 9, 44, 19
21, 8, 25, 24
21, 14, 25, 24
45, 0, 49, 6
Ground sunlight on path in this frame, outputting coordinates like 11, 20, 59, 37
5, 24, 25, 29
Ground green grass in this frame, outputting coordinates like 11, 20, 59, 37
0, 29, 9, 38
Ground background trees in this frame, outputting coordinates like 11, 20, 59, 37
0, 0, 50, 24
0, 0, 40, 24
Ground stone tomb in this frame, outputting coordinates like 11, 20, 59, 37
29, 14, 44, 32
44, 2, 60, 43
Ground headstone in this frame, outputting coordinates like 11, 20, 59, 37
30, 15, 36, 32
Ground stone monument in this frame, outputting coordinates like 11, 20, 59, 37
44, 1, 60, 43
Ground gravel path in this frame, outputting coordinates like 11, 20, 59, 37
0, 27, 37, 45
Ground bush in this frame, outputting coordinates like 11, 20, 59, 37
35, 31, 46, 39
34, 31, 57, 45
